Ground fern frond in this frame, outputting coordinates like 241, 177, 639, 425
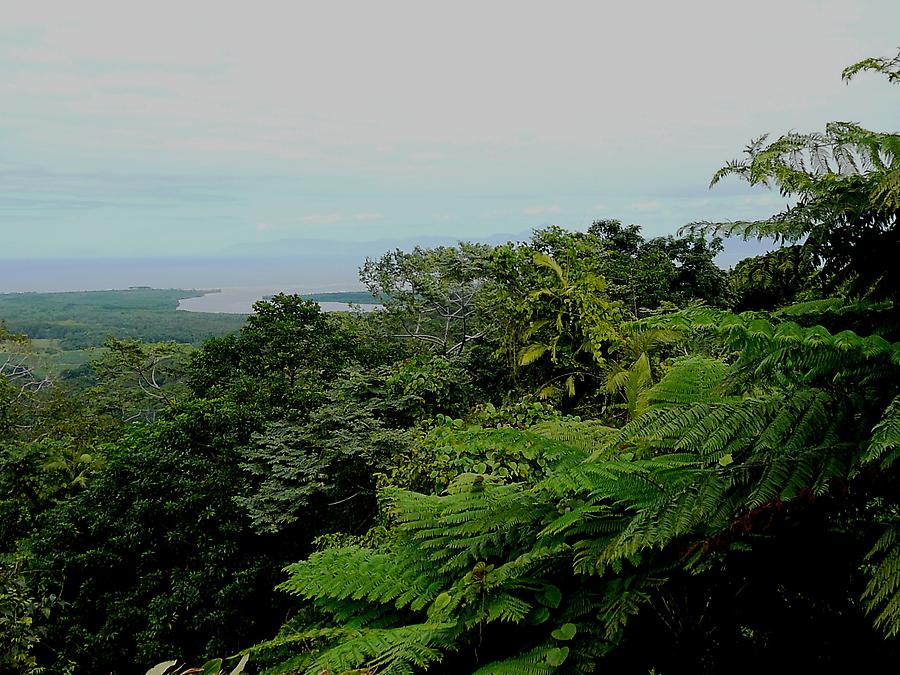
843, 49, 900, 84
595, 575, 662, 641
279, 546, 443, 615
307, 622, 457, 675
646, 356, 730, 406
483, 592, 534, 623
471, 644, 568, 675
863, 396, 900, 470
530, 419, 614, 456
863, 525, 900, 638
520, 343, 550, 366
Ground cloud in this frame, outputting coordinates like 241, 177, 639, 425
523, 205, 562, 216
627, 201, 663, 212
7, 0, 895, 166
352, 212, 383, 222
2, 1, 897, 258
255, 222, 271, 232
299, 212, 384, 226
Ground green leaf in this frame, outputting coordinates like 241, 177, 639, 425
519, 343, 549, 366
433, 592, 452, 610
201, 659, 223, 675
551, 623, 577, 641
537, 384, 561, 400
546, 646, 569, 667
533, 252, 565, 281
718, 453, 734, 467
228, 654, 249, 675
529, 607, 551, 625
146, 663, 177, 675
538, 584, 562, 608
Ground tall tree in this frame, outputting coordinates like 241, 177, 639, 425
251, 51, 900, 674
361, 244, 493, 357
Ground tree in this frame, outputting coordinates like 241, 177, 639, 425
188, 294, 345, 416
729, 245, 818, 311
584, 221, 730, 313
249, 51, 900, 673
30, 399, 290, 673
514, 250, 624, 401
240, 294, 339, 386
361, 244, 493, 357
0, 328, 53, 440
90, 337, 191, 422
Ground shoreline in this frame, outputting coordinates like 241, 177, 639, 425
176, 287, 379, 314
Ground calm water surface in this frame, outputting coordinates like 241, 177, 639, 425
177, 287, 379, 314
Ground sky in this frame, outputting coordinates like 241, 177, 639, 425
1, 0, 898, 259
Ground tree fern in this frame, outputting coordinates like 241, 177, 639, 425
470, 644, 568, 675
645, 356, 729, 406
305, 623, 456, 675
864, 524, 900, 638
252, 51, 900, 671
864, 396, 900, 470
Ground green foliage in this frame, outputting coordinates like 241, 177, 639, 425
604, 352, 652, 421
238, 401, 413, 536
258, 300, 900, 667
252, 51, 900, 673
0, 557, 60, 674
240, 293, 339, 386
863, 523, 900, 638
386, 355, 473, 421
0, 289, 245, 352
865, 395, 900, 470
469, 399, 561, 429
508, 249, 624, 403
730, 245, 819, 311
381, 420, 588, 495
523, 251, 623, 367
690, 116, 900, 305
89, 337, 192, 421
361, 243, 493, 357
188, 294, 347, 415
553, 220, 731, 312
842, 48, 900, 84
28, 399, 290, 672
4, 48, 899, 675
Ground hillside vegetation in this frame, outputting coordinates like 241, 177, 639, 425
0, 288, 247, 349
1, 51, 898, 674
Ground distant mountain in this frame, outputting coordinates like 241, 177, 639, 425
220, 232, 532, 258
223, 231, 776, 267
0, 231, 779, 294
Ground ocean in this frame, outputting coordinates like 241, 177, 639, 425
0, 255, 364, 295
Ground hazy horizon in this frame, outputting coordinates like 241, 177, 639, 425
3, 1, 898, 260
0, 233, 775, 295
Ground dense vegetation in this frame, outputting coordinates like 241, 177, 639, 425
0, 289, 379, 379
0, 289, 247, 380
1, 52, 898, 674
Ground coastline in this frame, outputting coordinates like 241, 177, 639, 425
177, 287, 379, 314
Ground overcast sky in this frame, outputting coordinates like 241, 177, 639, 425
1, 0, 898, 258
